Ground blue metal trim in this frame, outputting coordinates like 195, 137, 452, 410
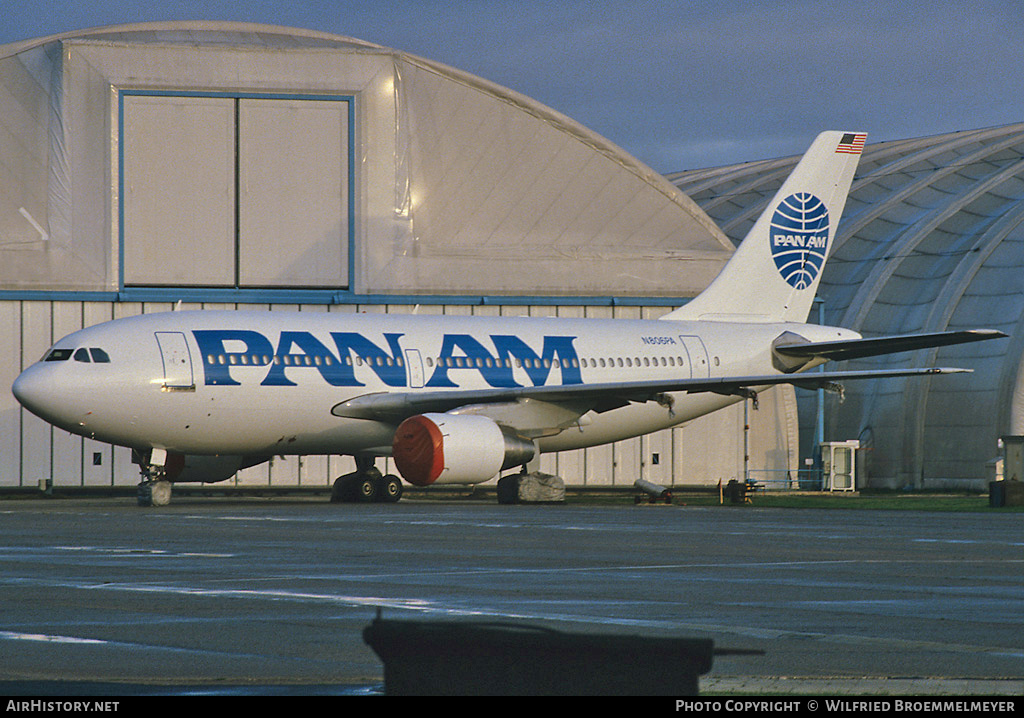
123, 89, 357, 102
0, 291, 122, 303
0, 288, 690, 307
347, 97, 356, 290
117, 96, 125, 290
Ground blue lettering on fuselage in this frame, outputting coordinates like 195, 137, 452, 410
193, 330, 406, 387
492, 334, 582, 386
193, 330, 273, 386
423, 334, 582, 388
192, 330, 581, 388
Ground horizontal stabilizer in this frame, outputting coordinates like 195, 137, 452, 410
775, 329, 1007, 362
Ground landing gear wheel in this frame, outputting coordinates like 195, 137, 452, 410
138, 479, 172, 507
330, 475, 348, 503
496, 474, 519, 505
355, 474, 381, 502
381, 474, 403, 503
331, 466, 392, 503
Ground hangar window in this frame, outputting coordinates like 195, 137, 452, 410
121, 92, 352, 291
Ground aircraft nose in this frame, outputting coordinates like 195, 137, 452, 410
12, 364, 59, 421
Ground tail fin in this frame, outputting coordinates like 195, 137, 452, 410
662, 131, 866, 323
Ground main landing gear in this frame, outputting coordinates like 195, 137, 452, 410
331, 458, 403, 503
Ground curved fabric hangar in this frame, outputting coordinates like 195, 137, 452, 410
0, 20, 733, 298
671, 125, 1024, 489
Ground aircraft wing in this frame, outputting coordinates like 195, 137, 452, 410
331, 366, 970, 428
774, 329, 1006, 362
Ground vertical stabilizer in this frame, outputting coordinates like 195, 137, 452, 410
662, 131, 866, 323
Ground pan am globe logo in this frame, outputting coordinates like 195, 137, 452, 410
769, 193, 830, 289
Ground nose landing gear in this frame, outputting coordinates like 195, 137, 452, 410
136, 448, 173, 507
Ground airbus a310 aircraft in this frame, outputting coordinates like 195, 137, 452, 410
12, 132, 1005, 505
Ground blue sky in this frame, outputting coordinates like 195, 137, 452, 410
3, 0, 1021, 172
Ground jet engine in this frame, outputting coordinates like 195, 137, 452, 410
392, 413, 535, 486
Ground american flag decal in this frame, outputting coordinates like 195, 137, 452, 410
835, 133, 867, 155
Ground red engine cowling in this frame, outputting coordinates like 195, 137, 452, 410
392, 413, 535, 486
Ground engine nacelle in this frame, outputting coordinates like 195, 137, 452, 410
392, 413, 536, 486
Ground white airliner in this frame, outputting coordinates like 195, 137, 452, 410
11, 131, 1005, 504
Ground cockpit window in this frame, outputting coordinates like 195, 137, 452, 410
42, 346, 110, 363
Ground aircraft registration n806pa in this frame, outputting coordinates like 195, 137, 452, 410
11, 132, 1006, 505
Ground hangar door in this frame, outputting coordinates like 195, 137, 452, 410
122, 93, 351, 288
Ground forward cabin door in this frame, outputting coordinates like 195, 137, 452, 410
155, 331, 195, 391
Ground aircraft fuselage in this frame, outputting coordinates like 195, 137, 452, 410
12, 309, 856, 457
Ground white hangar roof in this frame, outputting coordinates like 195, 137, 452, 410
0, 21, 732, 300
671, 125, 1024, 487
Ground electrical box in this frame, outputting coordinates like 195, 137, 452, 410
821, 441, 859, 491
1000, 436, 1024, 482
